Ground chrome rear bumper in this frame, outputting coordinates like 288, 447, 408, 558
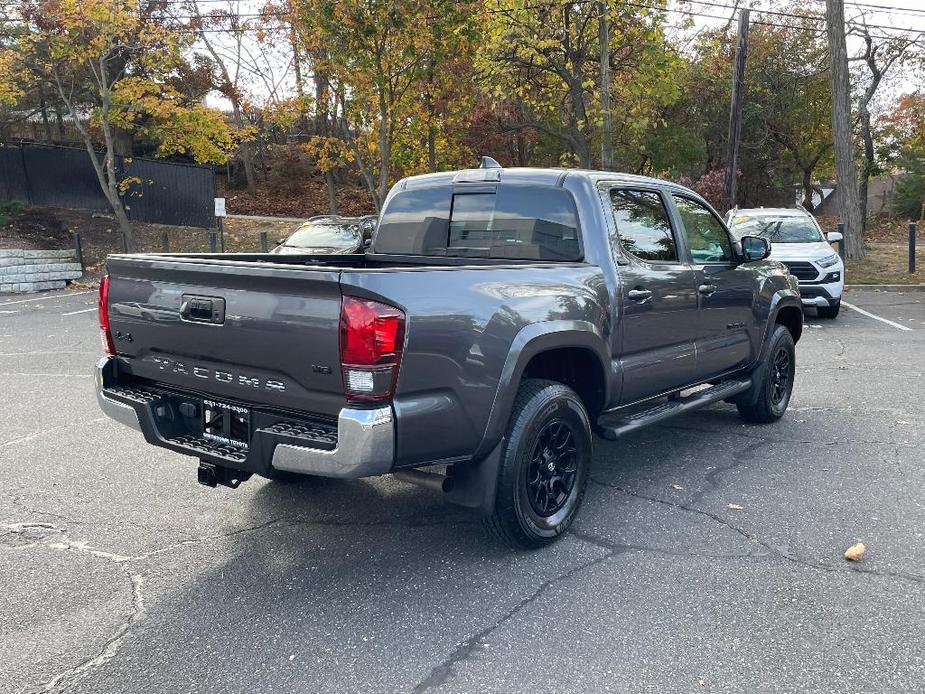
94, 356, 394, 479
271, 406, 394, 478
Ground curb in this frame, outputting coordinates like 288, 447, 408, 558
846, 284, 925, 290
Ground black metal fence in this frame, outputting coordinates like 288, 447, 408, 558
0, 141, 215, 228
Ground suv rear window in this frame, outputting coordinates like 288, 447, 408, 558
374, 185, 581, 260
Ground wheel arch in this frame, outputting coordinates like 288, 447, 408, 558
474, 321, 611, 460
775, 304, 803, 344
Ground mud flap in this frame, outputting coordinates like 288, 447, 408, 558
444, 438, 506, 515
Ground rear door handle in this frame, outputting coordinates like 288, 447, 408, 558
627, 288, 652, 302
698, 283, 716, 296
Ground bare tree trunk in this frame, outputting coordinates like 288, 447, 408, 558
53, 67, 136, 251
232, 103, 257, 193
314, 64, 339, 215
39, 97, 52, 142
376, 90, 390, 207
825, 0, 865, 259
858, 102, 875, 226
801, 167, 816, 211
54, 106, 65, 141
99, 125, 137, 251
325, 170, 337, 215
427, 125, 437, 173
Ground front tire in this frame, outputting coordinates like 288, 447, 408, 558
736, 325, 796, 424
817, 299, 840, 319
485, 379, 591, 549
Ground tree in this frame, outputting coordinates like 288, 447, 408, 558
1, 0, 237, 251
192, 1, 263, 193
880, 93, 925, 220
825, 0, 865, 259
747, 15, 833, 211
480, 0, 679, 170
849, 18, 920, 227
295, 0, 478, 209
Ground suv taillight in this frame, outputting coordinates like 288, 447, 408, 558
98, 274, 115, 356
339, 295, 405, 403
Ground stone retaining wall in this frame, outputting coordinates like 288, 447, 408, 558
0, 249, 83, 293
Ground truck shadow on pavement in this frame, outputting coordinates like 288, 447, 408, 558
105, 405, 855, 692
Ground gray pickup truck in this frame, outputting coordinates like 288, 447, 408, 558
95, 161, 803, 547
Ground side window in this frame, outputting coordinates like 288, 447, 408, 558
672, 195, 734, 263
609, 189, 678, 262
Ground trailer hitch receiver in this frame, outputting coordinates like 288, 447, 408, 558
197, 461, 251, 489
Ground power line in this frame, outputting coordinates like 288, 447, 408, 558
3, 0, 923, 39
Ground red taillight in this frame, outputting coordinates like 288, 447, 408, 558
98, 274, 115, 356
340, 295, 405, 403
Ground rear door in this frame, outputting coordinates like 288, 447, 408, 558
669, 194, 756, 378
605, 186, 700, 404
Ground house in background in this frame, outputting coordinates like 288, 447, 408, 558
812, 174, 899, 217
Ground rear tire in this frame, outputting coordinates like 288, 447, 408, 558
484, 379, 591, 549
817, 299, 840, 319
736, 325, 796, 424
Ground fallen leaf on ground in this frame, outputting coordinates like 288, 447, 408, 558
671, 484, 685, 491
727, 503, 744, 510
844, 542, 866, 561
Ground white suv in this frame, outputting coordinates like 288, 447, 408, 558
727, 207, 844, 318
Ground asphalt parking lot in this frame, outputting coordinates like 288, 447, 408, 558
2, 287, 924, 693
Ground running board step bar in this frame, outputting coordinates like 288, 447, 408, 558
594, 378, 752, 441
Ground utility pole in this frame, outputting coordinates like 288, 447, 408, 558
724, 9, 749, 213
600, 1, 613, 170
825, 0, 865, 259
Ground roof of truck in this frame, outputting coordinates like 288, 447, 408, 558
397, 167, 695, 194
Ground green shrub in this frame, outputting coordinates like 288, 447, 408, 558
893, 170, 924, 220
0, 199, 27, 227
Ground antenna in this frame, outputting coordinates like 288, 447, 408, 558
479, 156, 502, 169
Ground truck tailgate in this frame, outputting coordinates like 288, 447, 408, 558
106, 256, 346, 416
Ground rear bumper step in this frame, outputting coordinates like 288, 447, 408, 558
94, 357, 394, 479
594, 379, 751, 440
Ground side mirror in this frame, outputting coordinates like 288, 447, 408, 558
741, 235, 771, 262
827, 231, 843, 242
276, 238, 286, 246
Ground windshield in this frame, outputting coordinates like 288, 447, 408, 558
729, 216, 824, 243
284, 222, 361, 249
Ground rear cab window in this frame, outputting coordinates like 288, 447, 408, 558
373, 183, 581, 261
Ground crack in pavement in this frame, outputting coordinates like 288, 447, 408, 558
29, 574, 146, 694
406, 526, 760, 694
2, 523, 147, 694
688, 438, 769, 507
587, 478, 925, 586
0, 513, 488, 694
570, 530, 760, 560
410, 547, 620, 694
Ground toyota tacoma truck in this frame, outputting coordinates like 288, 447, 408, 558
95, 160, 803, 548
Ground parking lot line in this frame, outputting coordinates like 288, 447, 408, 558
842, 300, 912, 331
61, 308, 97, 316
0, 290, 92, 306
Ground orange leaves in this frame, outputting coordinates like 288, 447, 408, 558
303, 136, 355, 173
